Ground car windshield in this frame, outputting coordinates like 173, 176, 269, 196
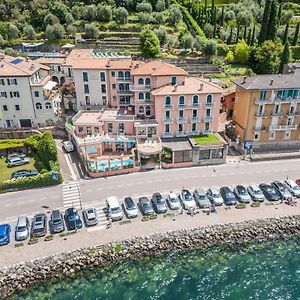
156, 198, 164, 204
254, 189, 262, 195
53, 219, 62, 225
170, 196, 177, 202
212, 192, 220, 198
292, 185, 300, 191
111, 207, 121, 213
183, 191, 192, 200
238, 187, 247, 195
267, 188, 276, 194
126, 200, 135, 210
227, 192, 234, 197
142, 201, 151, 208
16, 226, 27, 232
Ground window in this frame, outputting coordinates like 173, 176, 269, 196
10, 91, 20, 98
192, 109, 197, 117
112, 83, 116, 89
206, 109, 211, 117
192, 95, 199, 105
57, 66, 61, 72
7, 78, 17, 85
82, 72, 88, 82
145, 78, 151, 86
290, 105, 295, 114
118, 123, 125, 133
84, 84, 89, 93
145, 106, 151, 116
212, 149, 223, 159
0, 92, 7, 98
179, 110, 184, 120
179, 95, 185, 106
199, 150, 210, 160
101, 84, 106, 93
15, 104, 20, 111
118, 71, 124, 78
260, 90, 267, 100
165, 96, 171, 107
35, 102, 42, 110
171, 76, 176, 85
100, 72, 106, 82
0, 79, 4, 85
108, 123, 113, 133
165, 110, 171, 119
205, 122, 210, 131
34, 91, 39, 97
125, 71, 131, 79
94, 127, 100, 134
269, 131, 275, 140
206, 94, 213, 104
139, 106, 144, 113
165, 124, 170, 133
102, 96, 107, 105
254, 132, 260, 140
287, 116, 293, 125
138, 78, 144, 85
119, 83, 124, 91
78, 126, 83, 132
145, 92, 150, 101
3, 105, 8, 111
111, 71, 115, 77
192, 123, 197, 131
45, 102, 52, 109
138, 92, 144, 100
274, 104, 280, 114
85, 96, 90, 105
178, 124, 183, 133
284, 131, 291, 139
258, 104, 264, 115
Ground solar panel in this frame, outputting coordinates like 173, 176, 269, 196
10, 57, 23, 64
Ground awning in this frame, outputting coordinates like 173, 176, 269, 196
61, 43, 75, 49
43, 80, 58, 91
22, 42, 44, 48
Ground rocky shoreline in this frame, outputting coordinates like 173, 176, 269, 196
1, 215, 300, 298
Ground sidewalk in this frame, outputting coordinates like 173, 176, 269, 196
0, 201, 299, 268
251, 151, 300, 162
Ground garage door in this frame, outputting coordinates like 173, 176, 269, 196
19, 119, 32, 128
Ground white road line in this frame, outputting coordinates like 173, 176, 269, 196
64, 152, 77, 181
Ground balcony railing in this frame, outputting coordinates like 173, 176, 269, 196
253, 126, 267, 132
116, 77, 132, 82
163, 117, 173, 123
131, 98, 153, 104
190, 116, 199, 122
270, 124, 298, 131
205, 102, 214, 107
176, 131, 187, 137
164, 104, 173, 109
177, 117, 186, 123
255, 97, 300, 104
129, 84, 151, 91
117, 90, 133, 95
178, 103, 186, 108
163, 132, 173, 138
255, 112, 268, 117
272, 111, 284, 117
191, 102, 200, 107
203, 115, 213, 122
288, 110, 300, 116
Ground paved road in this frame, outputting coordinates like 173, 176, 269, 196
0, 158, 299, 225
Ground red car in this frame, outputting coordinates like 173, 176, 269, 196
296, 179, 300, 187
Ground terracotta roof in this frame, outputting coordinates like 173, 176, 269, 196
0, 55, 50, 77
152, 77, 223, 96
64, 49, 93, 66
30, 75, 51, 87
34, 57, 66, 65
72, 58, 139, 70
131, 60, 188, 76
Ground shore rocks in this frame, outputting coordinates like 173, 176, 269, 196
1, 215, 300, 298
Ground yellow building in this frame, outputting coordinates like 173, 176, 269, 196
233, 73, 300, 151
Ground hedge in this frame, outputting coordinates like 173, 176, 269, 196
0, 139, 26, 150
291, 46, 300, 60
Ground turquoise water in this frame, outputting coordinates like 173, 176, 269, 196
11, 239, 300, 300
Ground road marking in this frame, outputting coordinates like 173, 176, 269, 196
64, 152, 77, 181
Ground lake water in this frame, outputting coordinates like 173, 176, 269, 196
10, 239, 300, 300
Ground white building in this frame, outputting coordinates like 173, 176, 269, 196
0, 53, 61, 128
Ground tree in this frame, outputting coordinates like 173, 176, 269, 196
156, 0, 165, 12
153, 12, 164, 24
45, 25, 54, 40
279, 42, 290, 73
280, 10, 294, 25
181, 34, 193, 50
0, 34, 4, 47
65, 13, 75, 25
166, 34, 179, 50
50, 2, 69, 24
224, 10, 235, 22
220, 6, 224, 26
267, 0, 278, 41
247, 27, 252, 45
137, 2, 152, 13
202, 39, 217, 57
293, 23, 299, 46
153, 26, 167, 45
203, 23, 214, 39
138, 12, 151, 24
114, 7, 128, 24
84, 24, 99, 39
251, 25, 256, 45
67, 25, 77, 36
236, 25, 240, 44
227, 27, 233, 44
169, 4, 182, 26
225, 50, 234, 63
235, 39, 250, 64
82, 5, 97, 21
71, 6, 81, 20
236, 10, 253, 27
4, 47, 17, 57
97, 5, 112, 22
258, 0, 271, 43
52, 23, 65, 39
140, 28, 160, 58
25, 25, 36, 40
194, 35, 206, 51
282, 22, 289, 45
44, 13, 60, 26
8, 24, 19, 39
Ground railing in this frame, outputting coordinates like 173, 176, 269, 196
255, 97, 300, 104
255, 112, 268, 117
270, 124, 298, 131
117, 90, 133, 95
129, 84, 151, 91
188, 130, 199, 135
205, 102, 214, 107
288, 110, 300, 116
178, 103, 186, 108
131, 98, 153, 104
163, 132, 173, 138
272, 111, 284, 117
163, 117, 173, 123
176, 131, 187, 137
177, 117, 186, 123
190, 116, 199, 122
116, 77, 132, 82
164, 104, 173, 109
253, 126, 267, 132
191, 102, 200, 107
203, 115, 213, 122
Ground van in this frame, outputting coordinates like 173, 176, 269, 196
15, 216, 30, 241
106, 196, 123, 221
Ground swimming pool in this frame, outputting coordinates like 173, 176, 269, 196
88, 158, 134, 173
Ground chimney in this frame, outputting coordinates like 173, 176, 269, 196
173, 84, 177, 92
198, 83, 204, 91
242, 76, 246, 84
270, 79, 273, 85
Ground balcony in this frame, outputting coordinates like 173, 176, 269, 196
163, 132, 173, 138
205, 102, 214, 107
131, 98, 153, 105
164, 104, 173, 109
255, 112, 268, 118
116, 77, 132, 83
191, 102, 200, 108
129, 84, 151, 91
190, 116, 199, 122
163, 117, 173, 124
255, 97, 300, 105
272, 111, 284, 117
253, 126, 267, 132
203, 115, 213, 122
270, 124, 298, 131
117, 90, 133, 95
176, 131, 187, 137
288, 110, 300, 116
178, 103, 186, 108
177, 117, 186, 123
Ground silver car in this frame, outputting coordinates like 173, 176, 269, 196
15, 216, 30, 241
207, 187, 223, 206
83, 208, 98, 226
167, 192, 181, 210
234, 185, 251, 203
248, 185, 265, 202
285, 180, 300, 198
271, 181, 293, 200
123, 197, 138, 218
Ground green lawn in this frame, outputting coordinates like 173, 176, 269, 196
0, 157, 37, 183
192, 134, 224, 145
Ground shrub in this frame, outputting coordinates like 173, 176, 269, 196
203, 23, 214, 39
24, 25, 36, 40
181, 34, 194, 49
84, 24, 99, 39
8, 24, 19, 39
217, 43, 229, 56
153, 26, 167, 45
168, 4, 182, 26
236, 203, 246, 209
138, 12, 151, 24
153, 12, 164, 24
0, 34, 5, 47
225, 50, 234, 63
114, 7, 128, 24
156, 0, 165, 12
203, 39, 217, 57
235, 39, 250, 64
140, 28, 160, 58
291, 45, 300, 60
97, 5, 112, 22
0, 139, 25, 150
136, 1, 152, 13
194, 35, 206, 51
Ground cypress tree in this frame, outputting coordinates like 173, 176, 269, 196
247, 27, 252, 45
211, 0, 215, 11
236, 24, 240, 44
279, 42, 290, 73
258, 0, 272, 43
204, 0, 207, 15
277, 3, 282, 22
282, 22, 289, 45
292, 22, 299, 46
267, 0, 278, 40
221, 6, 224, 26
243, 25, 247, 40
228, 26, 233, 44
213, 7, 217, 37
251, 25, 256, 45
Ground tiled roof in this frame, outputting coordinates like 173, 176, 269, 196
64, 49, 93, 66
151, 76, 223, 96
34, 57, 66, 65
131, 60, 188, 76
72, 58, 138, 70
0, 55, 49, 77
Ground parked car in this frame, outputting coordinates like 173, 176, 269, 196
50, 210, 65, 233
64, 208, 83, 230
220, 186, 238, 206
139, 197, 154, 215
62, 141, 74, 152
207, 187, 223, 206
15, 216, 30, 241
0, 224, 11, 246
123, 197, 138, 218
83, 208, 98, 226
31, 213, 47, 237
193, 188, 211, 208
234, 185, 251, 203
151, 192, 167, 214
180, 189, 197, 209
6, 152, 26, 161
248, 185, 265, 202
166, 192, 181, 210
106, 196, 123, 221
271, 181, 293, 200
11, 169, 38, 179
296, 179, 300, 187
259, 184, 281, 201
285, 179, 300, 198
7, 157, 30, 168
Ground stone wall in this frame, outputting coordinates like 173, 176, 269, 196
1, 215, 300, 298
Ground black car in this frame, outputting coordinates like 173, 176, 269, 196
151, 192, 167, 214
259, 184, 281, 201
220, 186, 238, 205
64, 208, 83, 230
50, 210, 65, 233
138, 197, 154, 216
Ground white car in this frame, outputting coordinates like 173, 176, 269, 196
123, 197, 138, 218
285, 180, 300, 198
62, 141, 74, 152
106, 196, 123, 221
234, 185, 251, 203
167, 192, 181, 210
207, 187, 223, 206
248, 185, 265, 202
7, 157, 30, 167
179, 189, 196, 210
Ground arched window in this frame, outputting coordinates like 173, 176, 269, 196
138, 78, 144, 85
118, 71, 124, 78
193, 95, 199, 104
145, 106, 151, 116
125, 83, 130, 91
145, 92, 150, 100
119, 83, 124, 91
139, 106, 144, 113
145, 78, 151, 86
35, 102, 42, 110
206, 94, 213, 104
165, 96, 171, 107
179, 95, 185, 105
125, 71, 131, 78
45, 102, 52, 109
139, 92, 144, 100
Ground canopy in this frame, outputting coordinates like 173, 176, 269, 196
43, 80, 58, 91
22, 42, 44, 48
61, 43, 75, 49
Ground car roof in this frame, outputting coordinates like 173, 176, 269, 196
140, 197, 150, 202
63, 141, 73, 145
51, 210, 61, 218
236, 185, 246, 189
195, 188, 206, 194
168, 192, 177, 198
107, 196, 119, 207
17, 216, 28, 225
9, 157, 22, 162
209, 187, 219, 193
221, 186, 231, 192
250, 184, 260, 190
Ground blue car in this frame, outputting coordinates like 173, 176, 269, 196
0, 224, 11, 246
